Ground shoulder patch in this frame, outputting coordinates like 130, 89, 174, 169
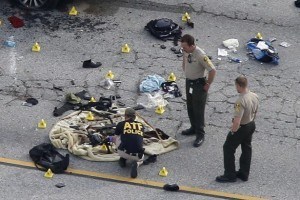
203, 56, 213, 67
234, 103, 241, 112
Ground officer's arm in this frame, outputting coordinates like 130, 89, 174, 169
207, 68, 216, 85
231, 117, 241, 132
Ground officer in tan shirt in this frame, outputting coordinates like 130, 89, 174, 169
180, 34, 216, 147
216, 75, 259, 183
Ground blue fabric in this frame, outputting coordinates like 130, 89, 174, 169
139, 75, 165, 93
246, 38, 279, 65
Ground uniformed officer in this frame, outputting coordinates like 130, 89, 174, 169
180, 34, 216, 147
114, 108, 145, 178
216, 76, 259, 182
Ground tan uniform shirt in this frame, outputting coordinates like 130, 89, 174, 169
183, 46, 215, 80
234, 90, 259, 125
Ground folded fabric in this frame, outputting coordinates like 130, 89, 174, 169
65, 93, 81, 104
139, 75, 165, 93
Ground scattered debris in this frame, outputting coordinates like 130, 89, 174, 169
139, 74, 165, 93
163, 184, 179, 191
82, 59, 102, 68
217, 48, 228, 57
55, 183, 66, 188
4, 36, 16, 47
22, 102, 33, 107
223, 39, 239, 52
187, 19, 194, 28
269, 37, 277, 42
256, 41, 269, 50
228, 56, 242, 63
160, 44, 166, 49
170, 47, 176, 52
279, 42, 291, 48
8, 16, 24, 28
145, 18, 182, 41
26, 98, 39, 105
246, 38, 279, 64
53, 86, 63, 91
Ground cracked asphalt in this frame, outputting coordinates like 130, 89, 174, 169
0, 0, 300, 199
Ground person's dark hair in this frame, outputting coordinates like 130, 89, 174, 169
180, 34, 195, 46
235, 75, 248, 88
125, 108, 136, 120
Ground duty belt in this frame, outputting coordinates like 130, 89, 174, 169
187, 77, 206, 85
240, 121, 255, 126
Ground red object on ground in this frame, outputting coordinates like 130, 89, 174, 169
8, 16, 24, 28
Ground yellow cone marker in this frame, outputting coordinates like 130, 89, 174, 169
89, 97, 96, 102
38, 119, 47, 129
159, 167, 168, 177
69, 6, 78, 16
256, 32, 263, 39
182, 12, 191, 22
86, 111, 94, 121
32, 42, 41, 52
44, 169, 54, 178
121, 44, 131, 53
100, 144, 108, 152
167, 72, 176, 82
105, 70, 115, 79
155, 105, 165, 115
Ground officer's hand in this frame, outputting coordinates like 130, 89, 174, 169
203, 83, 210, 92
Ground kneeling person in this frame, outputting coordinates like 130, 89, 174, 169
114, 108, 145, 178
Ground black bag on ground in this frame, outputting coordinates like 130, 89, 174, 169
145, 18, 182, 40
29, 143, 69, 174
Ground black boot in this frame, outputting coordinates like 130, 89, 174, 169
216, 175, 237, 183
236, 171, 248, 181
130, 162, 138, 178
82, 59, 102, 68
193, 133, 204, 147
118, 157, 126, 168
181, 127, 195, 136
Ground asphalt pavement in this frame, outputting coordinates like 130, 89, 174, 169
0, 0, 300, 199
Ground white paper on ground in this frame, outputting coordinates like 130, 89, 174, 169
217, 48, 228, 57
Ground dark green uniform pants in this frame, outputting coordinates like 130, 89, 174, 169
185, 78, 207, 136
223, 121, 256, 179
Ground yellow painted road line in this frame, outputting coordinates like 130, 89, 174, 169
0, 157, 266, 200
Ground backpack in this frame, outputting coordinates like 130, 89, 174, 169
246, 38, 279, 65
145, 18, 182, 41
29, 143, 69, 174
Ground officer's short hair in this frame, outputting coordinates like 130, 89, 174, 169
235, 76, 248, 88
180, 34, 195, 46
125, 107, 136, 119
